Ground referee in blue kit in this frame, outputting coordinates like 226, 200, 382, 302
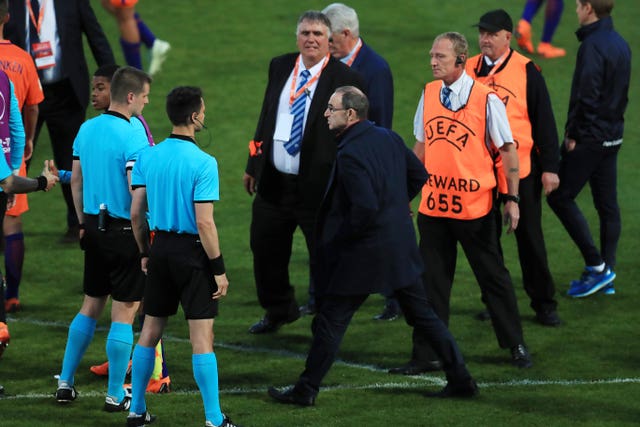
56, 66, 152, 411
126, 87, 238, 427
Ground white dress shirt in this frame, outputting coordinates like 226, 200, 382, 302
271, 57, 325, 175
413, 71, 513, 149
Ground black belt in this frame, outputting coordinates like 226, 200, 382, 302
85, 214, 132, 232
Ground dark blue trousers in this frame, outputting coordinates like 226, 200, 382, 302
547, 143, 621, 268
294, 278, 471, 397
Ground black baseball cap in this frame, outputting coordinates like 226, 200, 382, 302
474, 9, 513, 33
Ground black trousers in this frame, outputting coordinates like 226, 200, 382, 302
294, 278, 471, 396
547, 143, 621, 268
410, 212, 524, 363
31, 79, 85, 229
250, 176, 316, 321
496, 164, 557, 314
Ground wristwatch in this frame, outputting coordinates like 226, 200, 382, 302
503, 194, 520, 204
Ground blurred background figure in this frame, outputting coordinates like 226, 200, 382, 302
4, 0, 115, 243
322, 2, 400, 322
101, 0, 170, 76
0, 0, 44, 314
516, 0, 566, 58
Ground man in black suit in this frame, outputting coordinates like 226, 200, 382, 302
268, 86, 477, 405
4, 0, 115, 241
243, 10, 363, 334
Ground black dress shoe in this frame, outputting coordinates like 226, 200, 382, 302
268, 386, 315, 406
388, 360, 442, 375
298, 302, 316, 316
510, 344, 533, 368
373, 301, 402, 321
474, 310, 491, 321
248, 312, 300, 334
426, 379, 478, 398
248, 317, 286, 334
535, 309, 562, 327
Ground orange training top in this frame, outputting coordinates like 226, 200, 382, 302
467, 50, 533, 193
419, 80, 496, 220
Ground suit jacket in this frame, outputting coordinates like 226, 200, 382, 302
4, 0, 114, 108
314, 120, 428, 296
351, 41, 394, 129
246, 53, 364, 210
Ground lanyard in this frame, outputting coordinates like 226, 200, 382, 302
26, 0, 47, 37
345, 39, 363, 67
484, 49, 510, 77
289, 54, 330, 106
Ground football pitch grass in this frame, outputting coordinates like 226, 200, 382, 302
1, 0, 639, 426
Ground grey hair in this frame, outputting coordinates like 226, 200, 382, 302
334, 86, 368, 120
434, 32, 469, 59
296, 10, 332, 36
322, 3, 359, 38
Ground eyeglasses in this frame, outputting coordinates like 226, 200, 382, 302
326, 105, 349, 113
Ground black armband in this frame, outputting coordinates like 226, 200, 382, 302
139, 252, 149, 260
78, 223, 86, 230
36, 175, 48, 191
210, 254, 225, 275
503, 194, 520, 204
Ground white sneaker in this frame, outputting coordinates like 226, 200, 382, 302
149, 39, 171, 76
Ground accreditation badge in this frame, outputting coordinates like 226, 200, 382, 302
31, 41, 56, 70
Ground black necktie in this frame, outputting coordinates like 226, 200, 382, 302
29, 0, 41, 47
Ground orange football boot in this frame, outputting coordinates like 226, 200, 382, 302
5, 298, 21, 313
90, 360, 132, 376
0, 322, 10, 358
537, 42, 566, 58
124, 376, 171, 394
516, 19, 534, 54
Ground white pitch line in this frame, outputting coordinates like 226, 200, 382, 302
2, 377, 640, 401
7, 317, 640, 392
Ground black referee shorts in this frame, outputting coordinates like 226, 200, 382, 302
144, 231, 219, 319
82, 215, 145, 302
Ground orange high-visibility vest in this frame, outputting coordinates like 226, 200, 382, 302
419, 80, 496, 220
467, 51, 534, 193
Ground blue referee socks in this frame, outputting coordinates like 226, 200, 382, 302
130, 344, 156, 415
193, 352, 223, 427
59, 313, 96, 386
106, 322, 134, 402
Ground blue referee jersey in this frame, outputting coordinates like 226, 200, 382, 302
73, 111, 149, 219
131, 135, 219, 234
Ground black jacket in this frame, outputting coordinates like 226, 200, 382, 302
314, 121, 427, 296
4, 0, 114, 109
246, 53, 364, 210
566, 16, 630, 146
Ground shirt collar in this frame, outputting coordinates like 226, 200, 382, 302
340, 38, 362, 64
169, 133, 196, 144
442, 71, 470, 96
105, 110, 130, 122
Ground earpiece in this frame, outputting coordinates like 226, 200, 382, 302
194, 116, 207, 130
455, 55, 464, 66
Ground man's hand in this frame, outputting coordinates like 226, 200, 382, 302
212, 273, 229, 299
541, 172, 560, 195
242, 173, 256, 196
24, 139, 34, 161
140, 256, 148, 275
564, 137, 576, 152
41, 160, 59, 191
503, 201, 520, 234
5, 193, 16, 210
